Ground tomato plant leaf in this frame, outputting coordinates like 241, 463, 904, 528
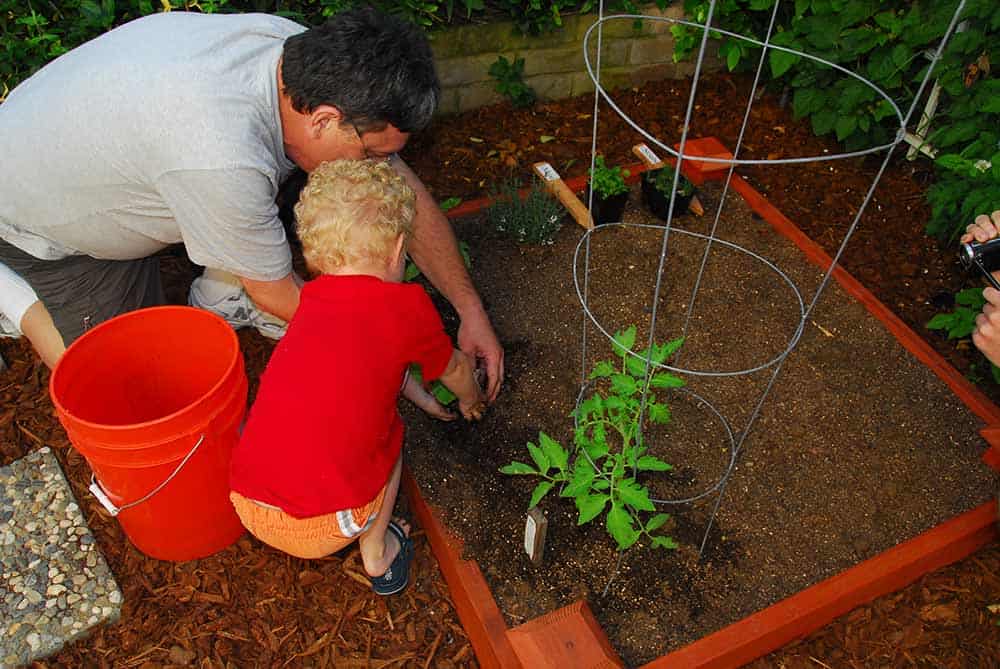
607, 504, 641, 550
637, 455, 673, 471
645, 513, 670, 532
619, 478, 656, 511
539, 431, 568, 472
527, 441, 550, 475
500, 461, 538, 475
576, 493, 609, 525
613, 326, 637, 354
651, 535, 679, 550
589, 360, 615, 378
529, 481, 554, 509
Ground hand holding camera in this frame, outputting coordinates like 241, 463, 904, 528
959, 210, 1000, 367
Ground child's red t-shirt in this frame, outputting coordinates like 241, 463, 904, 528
230, 275, 453, 518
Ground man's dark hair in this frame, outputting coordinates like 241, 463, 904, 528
281, 7, 440, 134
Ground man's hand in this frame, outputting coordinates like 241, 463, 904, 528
962, 211, 1000, 367
960, 210, 1000, 245
974, 286, 1000, 368
457, 307, 504, 403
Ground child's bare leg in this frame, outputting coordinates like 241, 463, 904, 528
358, 454, 409, 577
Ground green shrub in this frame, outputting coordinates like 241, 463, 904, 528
671, 0, 1000, 243
488, 55, 537, 109
486, 179, 564, 245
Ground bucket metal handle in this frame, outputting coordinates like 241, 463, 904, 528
88, 433, 205, 517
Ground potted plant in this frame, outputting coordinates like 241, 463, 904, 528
641, 167, 703, 220
586, 156, 630, 225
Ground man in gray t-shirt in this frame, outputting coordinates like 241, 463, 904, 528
0, 7, 504, 401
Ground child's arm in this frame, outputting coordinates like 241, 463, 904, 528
401, 373, 457, 421
437, 348, 487, 421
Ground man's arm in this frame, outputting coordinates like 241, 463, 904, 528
390, 155, 505, 402
241, 272, 303, 323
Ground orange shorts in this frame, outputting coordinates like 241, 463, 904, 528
229, 486, 386, 559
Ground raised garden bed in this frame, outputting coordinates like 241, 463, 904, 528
400, 140, 1000, 668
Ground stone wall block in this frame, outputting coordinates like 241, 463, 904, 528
630, 36, 676, 66
456, 81, 503, 112
437, 53, 505, 88
569, 68, 635, 97
525, 73, 574, 101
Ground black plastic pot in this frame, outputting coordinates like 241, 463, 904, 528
584, 187, 629, 226
641, 172, 694, 222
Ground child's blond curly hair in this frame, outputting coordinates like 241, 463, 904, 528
294, 159, 416, 275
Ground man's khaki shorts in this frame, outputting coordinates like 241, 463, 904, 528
230, 487, 386, 559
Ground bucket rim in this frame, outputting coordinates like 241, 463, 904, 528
49, 305, 242, 433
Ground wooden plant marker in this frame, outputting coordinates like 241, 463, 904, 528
632, 143, 706, 216
532, 162, 594, 229
524, 507, 547, 566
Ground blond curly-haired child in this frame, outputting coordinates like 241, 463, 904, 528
230, 159, 485, 595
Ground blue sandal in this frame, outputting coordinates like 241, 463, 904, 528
370, 521, 414, 596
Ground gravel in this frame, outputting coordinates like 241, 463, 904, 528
1, 447, 121, 668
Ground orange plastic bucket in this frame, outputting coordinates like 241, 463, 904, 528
50, 306, 247, 561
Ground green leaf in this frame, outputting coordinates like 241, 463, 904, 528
811, 107, 838, 136
593, 478, 611, 491
611, 374, 638, 397
539, 135, 556, 143
647, 403, 672, 424
835, 115, 858, 142
625, 354, 650, 378
539, 431, 568, 472
637, 455, 673, 471
589, 360, 615, 379
613, 326, 637, 354
650, 372, 685, 388
576, 494, 609, 525
529, 481, 554, 509
439, 196, 462, 211
500, 461, 538, 475
770, 48, 800, 78
607, 504, 641, 550
618, 478, 656, 511
726, 43, 740, 71
651, 535, 679, 550
527, 442, 550, 475
792, 87, 826, 119
645, 513, 670, 532
561, 460, 597, 498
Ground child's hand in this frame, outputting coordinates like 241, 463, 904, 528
459, 396, 487, 421
402, 375, 457, 421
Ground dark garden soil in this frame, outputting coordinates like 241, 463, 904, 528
1, 70, 999, 668
402, 181, 996, 666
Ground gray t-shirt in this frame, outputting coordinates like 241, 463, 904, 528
0, 11, 303, 281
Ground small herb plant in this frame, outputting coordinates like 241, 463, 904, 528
488, 55, 536, 109
501, 326, 683, 552
589, 156, 630, 199
486, 179, 564, 245
647, 169, 696, 198
927, 287, 1000, 383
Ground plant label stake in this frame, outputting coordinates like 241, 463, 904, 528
631, 144, 705, 216
524, 506, 548, 566
632, 143, 666, 170
532, 161, 593, 230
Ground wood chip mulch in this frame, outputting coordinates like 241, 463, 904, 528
3, 292, 999, 668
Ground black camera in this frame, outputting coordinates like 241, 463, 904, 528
959, 237, 1000, 290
